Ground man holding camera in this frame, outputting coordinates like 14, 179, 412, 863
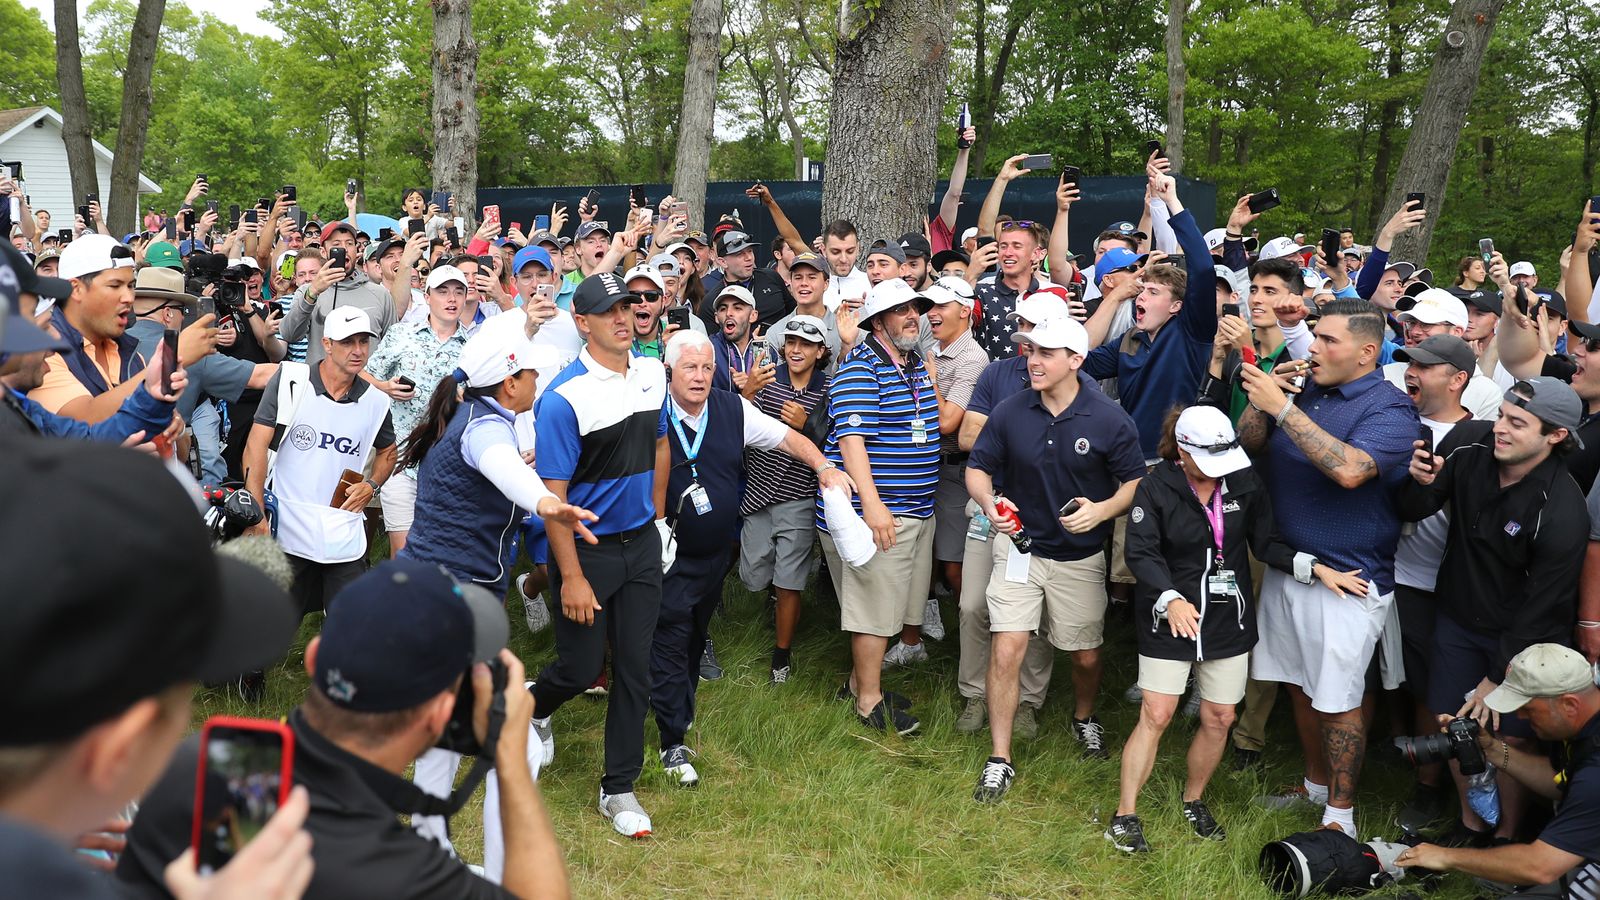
1396, 644, 1600, 896
118, 559, 568, 898
281, 221, 397, 366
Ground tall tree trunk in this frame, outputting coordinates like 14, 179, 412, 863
1368, 4, 1403, 235
967, 4, 1021, 177
431, 0, 480, 233
823, 0, 958, 243
54, 0, 98, 215
1384, 0, 1509, 265
107, 0, 165, 237
672, 0, 723, 231
1163, 0, 1186, 172
759, 1, 806, 178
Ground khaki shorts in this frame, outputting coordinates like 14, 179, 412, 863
985, 541, 1107, 651
1138, 653, 1249, 705
380, 469, 419, 532
819, 515, 934, 637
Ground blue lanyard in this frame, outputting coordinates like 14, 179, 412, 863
668, 404, 708, 480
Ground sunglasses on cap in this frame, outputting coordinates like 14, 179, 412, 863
998, 220, 1038, 231
784, 321, 825, 338
1178, 436, 1239, 454
588, 221, 610, 233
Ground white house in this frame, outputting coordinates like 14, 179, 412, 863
0, 106, 160, 235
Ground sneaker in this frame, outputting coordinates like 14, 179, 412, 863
1105, 814, 1151, 853
699, 638, 723, 681
518, 575, 550, 634
585, 671, 609, 696
881, 639, 929, 670
532, 715, 554, 770
836, 682, 912, 710
1231, 747, 1262, 772
770, 664, 790, 684
920, 598, 946, 641
972, 757, 1015, 803
234, 670, 266, 704
955, 697, 988, 734
1254, 784, 1319, 810
1396, 782, 1448, 832
858, 699, 920, 736
660, 745, 699, 787
1182, 799, 1226, 841
1071, 715, 1109, 760
1181, 689, 1202, 719
597, 790, 652, 838
1014, 704, 1039, 741
1432, 821, 1493, 848
1123, 681, 1143, 703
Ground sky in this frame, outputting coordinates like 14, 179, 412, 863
19, 0, 282, 37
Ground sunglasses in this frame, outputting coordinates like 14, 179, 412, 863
1178, 436, 1239, 454
999, 220, 1038, 231
636, 290, 663, 303
784, 321, 824, 338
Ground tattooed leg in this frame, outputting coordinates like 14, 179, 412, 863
1321, 709, 1366, 808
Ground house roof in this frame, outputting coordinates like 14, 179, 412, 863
0, 106, 161, 194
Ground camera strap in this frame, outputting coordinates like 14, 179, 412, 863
379, 690, 508, 819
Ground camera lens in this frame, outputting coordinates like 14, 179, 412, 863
1393, 733, 1455, 767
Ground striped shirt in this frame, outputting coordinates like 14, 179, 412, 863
932, 330, 988, 453
534, 348, 668, 535
817, 336, 939, 529
742, 367, 829, 515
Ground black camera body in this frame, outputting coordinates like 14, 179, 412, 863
1395, 716, 1486, 776
435, 655, 507, 759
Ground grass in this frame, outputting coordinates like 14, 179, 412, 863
191, 556, 1483, 899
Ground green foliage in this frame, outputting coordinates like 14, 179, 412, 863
0, 0, 57, 109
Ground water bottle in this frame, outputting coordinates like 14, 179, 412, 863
993, 496, 1033, 553
1466, 765, 1501, 828
957, 103, 972, 149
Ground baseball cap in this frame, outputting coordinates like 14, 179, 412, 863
0, 241, 72, 301
716, 230, 755, 256
1450, 286, 1502, 316
1175, 405, 1251, 478
1202, 227, 1258, 254
324, 306, 378, 341
530, 229, 560, 249
930, 248, 969, 272
1384, 261, 1418, 283
662, 241, 697, 260
1505, 377, 1585, 446
571, 271, 642, 315
575, 221, 612, 241
0, 253, 70, 354
453, 310, 558, 389
0, 438, 298, 745
1011, 315, 1088, 354
425, 264, 469, 291
1393, 334, 1476, 373
1484, 644, 1596, 714
1341, 246, 1367, 259
789, 251, 827, 275
1258, 236, 1312, 261
685, 230, 710, 247
778, 314, 829, 345
959, 227, 978, 245
319, 220, 358, 244
1509, 261, 1536, 279
132, 266, 200, 309
648, 253, 683, 277
1009, 289, 1071, 325
1215, 265, 1249, 298
623, 264, 666, 293
58, 234, 135, 281
364, 237, 402, 262
144, 240, 184, 270
1395, 288, 1469, 328
923, 275, 975, 309
858, 277, 931, 323
1302, 270, 1328, 294
1093, 247, 1140, 285
511, 245, 554, 275
1535, 290, 1568, 319
714, 284, 756, 308
865, 239, 907, 266
898, 232, 931, 259
315, 559, 508, 713
32, 246, 60, 265
1105, 220, 1148, 241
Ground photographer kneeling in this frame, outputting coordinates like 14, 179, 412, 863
1396, 644, 1600, 895
117, 560, 569, 899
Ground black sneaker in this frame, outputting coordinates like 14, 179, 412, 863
836, 682, 911, 709
972, 757, 1015, 803
699, 638, 723, 681
1231, 747, 1261, 772
858, 699, 919, 736
770, 664, 790, 684
1105, 814, 1151, 853
1432, 821, 1493, 848
234, 670, 266, 704
1396, 782, 1447, 831
1072, 715, 1109, 760
1182, 799, 1225, 841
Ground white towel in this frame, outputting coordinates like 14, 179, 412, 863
822, 487, 875, 567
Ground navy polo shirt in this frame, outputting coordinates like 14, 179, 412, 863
968, 356, 1101, 417
1261, 368, 1417, 595
968, 382, 1145, 561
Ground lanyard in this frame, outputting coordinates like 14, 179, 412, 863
867, 336, 922, 413
727, 340, 755, 373
668, 404, 708, 480
1188, 481, 1225, 561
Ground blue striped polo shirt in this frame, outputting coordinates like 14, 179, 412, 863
817, 336, 939, 530
534, 348, 668, 535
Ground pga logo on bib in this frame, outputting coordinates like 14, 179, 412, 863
288, 423, 363, 456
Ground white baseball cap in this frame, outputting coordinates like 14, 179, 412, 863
1008, 291, 1071, 325
1175, 405, 1251, 478
777, 314, 829, 345
455, 310, 558, 389
923, 275, 974, 309
1258, 236, 1312, 261
960, 227, 978, 244
1395, 287, 1469, 328
1215, 265, 1249, 298
1509, 261, 1536, 278
1484, 643, 1597, 713
623, 264, 666, 293
58, 234, 135, 281
323, 307, 378, 341
425, 265, 468, 291
1010, 316, 1088, 355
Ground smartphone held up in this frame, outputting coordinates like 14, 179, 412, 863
191, 717, 294, 876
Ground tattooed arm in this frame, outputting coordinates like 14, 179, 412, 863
1277, 405, 1379, 489
1237, 403, 1272, 454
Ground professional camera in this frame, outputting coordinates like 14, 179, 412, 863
1394, 715, 1486, 776
184, 251, 227, 300
1260, 829, 1419, 897
434, 584, 510, 760
215, 263, 254, 312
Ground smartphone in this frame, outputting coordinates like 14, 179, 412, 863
3, 160, 21, 179
179, 209, 193, 233
86, 192, 99, 206
1247, 188, 1282, 214
280, 184, 296, 202
583, 189, 601, 211
1058, 499, 1082, 518
1144, 139, 1165, 160
670, 200, 689, 219
1320, 229, 1341, 266
1417, 424, 1434, 461
445, 226, 460, 247
1020, 153, 1053, 170
1060, 165, 1081, 187
58, 227, 72, 243
1405, 191, 1426, 211
534, 282, 555, 303
330, 468, 364, 507
159, 329, 178, 396
195, 172, 207, 185
1590, 195, 1600, 218
666, 306, 690, 330
227, 203, 241, 228
78, 204, 91, 225
205, 200, 219, 216
191, 717, 294, 877
243, 209, 258, 226
346, 178, 358, 196
534, 214, 550, 232
257, 196, 270, 211
639, 208, 654, 227
165, 218, 177, 240
292, 207, 306, 230
430, 190, 451, 211
406, 218, 424, 238
328, 246, 349, 272
630, 184, 647, 207
1479, 237, 1494, 264
395, 375, 415, 389
1222, 302, 1241, 318
483, 204, 501, 227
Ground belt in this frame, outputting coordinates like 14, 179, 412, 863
592, 522, 653, 545
942, 452, 970, 465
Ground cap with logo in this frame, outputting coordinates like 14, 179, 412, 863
1504, 376, 1585, 447
1011, 315, 1089, 355
0, 438, 298, 745
685, 230, 710, 247
1175, 405, 1251, 478
571, 271, 642, 315
779, 314, 829, 345
1203, 227, 1258, 253
1395, 288, 1470, 328
58, 234, 135, 282
714, 284, 756, 308
1535, 290, 1568, 319
315, 559, 508, 712
1448, 286, 1502, 316
1105, 220, 1148, 241
858, 277, 931, 323
1392, 334, 1476, 373
425, 265, 469, 291
1484, 643, 1596, 714
575, 221, 612, 241
897, 232, 931, 259
453, 310, 558, 389
1009, 289, 1071, 325
789, 251, 827, 275
1341, 246, 1367, 259
865, 239, 907, 266
1257, 236, 1313, 262
133, 266, 200, 309
1509, 261, 1536, 279
144, 240, 184, 270
319, 220, 359, 244
525, 230, 558, 249
923, 275, 975, 309
511, 245, 554, 275
1093, 247, 1141, 285
623, 264, 666, 293
324, 306, 378, 341
716, 230, 755, 257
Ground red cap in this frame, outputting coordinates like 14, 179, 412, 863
319, 220, 358, 243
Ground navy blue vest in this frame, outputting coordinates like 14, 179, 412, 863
666, 388, 746, 558
403, 397, 522, 595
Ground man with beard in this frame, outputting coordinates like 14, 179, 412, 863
899, 233, 933, 291
1381, 288, 1503, 419
709, 285, 764, 394
821, 219, 870, 313
700, 230, 793, 325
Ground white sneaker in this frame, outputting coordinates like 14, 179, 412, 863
881, 639, 930, 670
1123, 681, 1144, 703
527, 680, 554, 772
920, 597, 946, 641
660, 745, 699, 787
598, 790, 653, 838
519, 575, 550, 635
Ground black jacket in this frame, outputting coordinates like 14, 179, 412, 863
1397, 436, 1589, 671
1125, 461, 1301, 662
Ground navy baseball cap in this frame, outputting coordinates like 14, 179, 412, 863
512, 245, 554, 274
572, 271, 643, 315
315, 560, 508, 713
0, 250, 71, 355
575, 221, 612, 240
1105, 220, 1148, 240
1094, 247, 1141, 285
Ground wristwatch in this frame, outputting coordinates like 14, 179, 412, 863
364, 477, 382, 496
815, 461, 838, 475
